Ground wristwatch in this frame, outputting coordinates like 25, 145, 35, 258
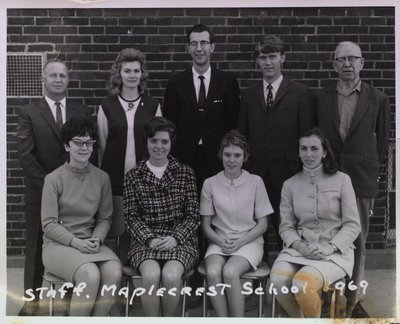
330, 242, 339, 252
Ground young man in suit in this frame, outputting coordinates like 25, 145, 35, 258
16, 59, 91, 315
239, 35, 315, 261
163, 24, 240, 194
163, 23, 240, 308
312, 41, 390, 317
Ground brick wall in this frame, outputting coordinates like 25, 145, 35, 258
6, 6, 395, 256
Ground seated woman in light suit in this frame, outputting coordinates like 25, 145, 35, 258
270, 127, 361, 318
41, 117, 122, 316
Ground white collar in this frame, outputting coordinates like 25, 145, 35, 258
45, 95, 66, 108
192, 65, 211, 79
263, 73, 283, 90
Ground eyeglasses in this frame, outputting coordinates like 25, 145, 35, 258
335, 56, 362, 64
189, 41, 212, 49
71, 138, 96, 148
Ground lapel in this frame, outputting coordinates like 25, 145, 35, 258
255, 82, 268, 113
183, 69, 200, 118
271, 76, 289, 109
37, 98, 62, 143
347, 82, 371, 137
324, 84, 341, 135
204, 68, 220, 114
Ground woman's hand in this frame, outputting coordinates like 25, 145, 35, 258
308, 242, 335, 257
149, 236, 178, 251
71, 238, 99, 254
221, 238, 242, 254
292, 240, 323, 259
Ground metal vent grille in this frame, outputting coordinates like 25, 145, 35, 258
7, 53, 44, 97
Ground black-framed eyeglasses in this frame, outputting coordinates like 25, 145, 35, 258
335, 56, 362, 64
71, 138, 96, 148
189, 41, 212, 49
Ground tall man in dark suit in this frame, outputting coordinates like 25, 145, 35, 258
163, 24, 240, 194
239, 35, 315, 260
163, 24, 240, 307
312, 41, 390, 316
16, 59, 91, 315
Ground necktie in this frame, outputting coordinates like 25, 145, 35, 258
55, 102, 63, 129
266, 84, 273, 112
198, 75, 206, 115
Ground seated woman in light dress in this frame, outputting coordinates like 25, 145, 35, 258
270, 127, 361, 317
199, 130, 273, 317
41, 117, 122, 316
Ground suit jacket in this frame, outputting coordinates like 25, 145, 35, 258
312, 82, 390, 197
17, 98, 91, 204
162, 67, 240, 171
279, 168, 361, 277
238, 77, 315, 191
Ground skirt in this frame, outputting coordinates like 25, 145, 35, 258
43, 243, 120, 282
274, 252, 347, 290
204, 237, 263, 270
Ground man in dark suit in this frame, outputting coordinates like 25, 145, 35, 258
163, 24, 240, 194
238, 35, 315, 261
16, 59, 91, 315
163, 23, 240, 308
312, 41, 390, 316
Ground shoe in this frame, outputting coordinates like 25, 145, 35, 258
18, 301, 39, 316
349, 302, 369, 318
186, 294, 202, 309
244, 293, 259, 312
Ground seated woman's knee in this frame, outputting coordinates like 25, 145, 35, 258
206, 263, 223, 281
292, 270, 323, 293
141, 265, 161, 283
162, 268, 182, 286
222, 264, 241, 282
75, 263, 101, 285
102, 260, 123, 282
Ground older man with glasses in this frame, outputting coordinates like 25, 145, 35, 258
312, 41, 390, 317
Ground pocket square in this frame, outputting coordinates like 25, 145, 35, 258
213, 99, 223, 103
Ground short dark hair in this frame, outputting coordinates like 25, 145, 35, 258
297, 127, 338, 174
186, 24, 215, 43
218, 130, 251, 162
107, 48, 148, 96
144, 116, 177, 146
254, 35, 285, 57
62, 116, 97, 146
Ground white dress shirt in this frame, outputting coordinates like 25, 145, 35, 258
45, 96, 66, 125
263, 74, 283, 102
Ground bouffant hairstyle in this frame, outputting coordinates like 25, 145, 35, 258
61, 116, 97, 146
254, 35, 285, 57
218, 130, 251, 163
144, 116, 177, 146
298, 127, 338, 174
106, 48, 148, 96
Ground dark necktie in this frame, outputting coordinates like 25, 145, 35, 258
55, 102, 63, 129
266, 84, 273, 112
198, 75, 206, 114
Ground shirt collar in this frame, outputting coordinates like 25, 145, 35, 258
45, 95, 66, 108
336, 79, 362, 95
192, 65, 211, 80
263, 73, 283, 90
216, 169, 249, 188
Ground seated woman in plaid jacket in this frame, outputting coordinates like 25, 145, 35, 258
123, 116, 200, 316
